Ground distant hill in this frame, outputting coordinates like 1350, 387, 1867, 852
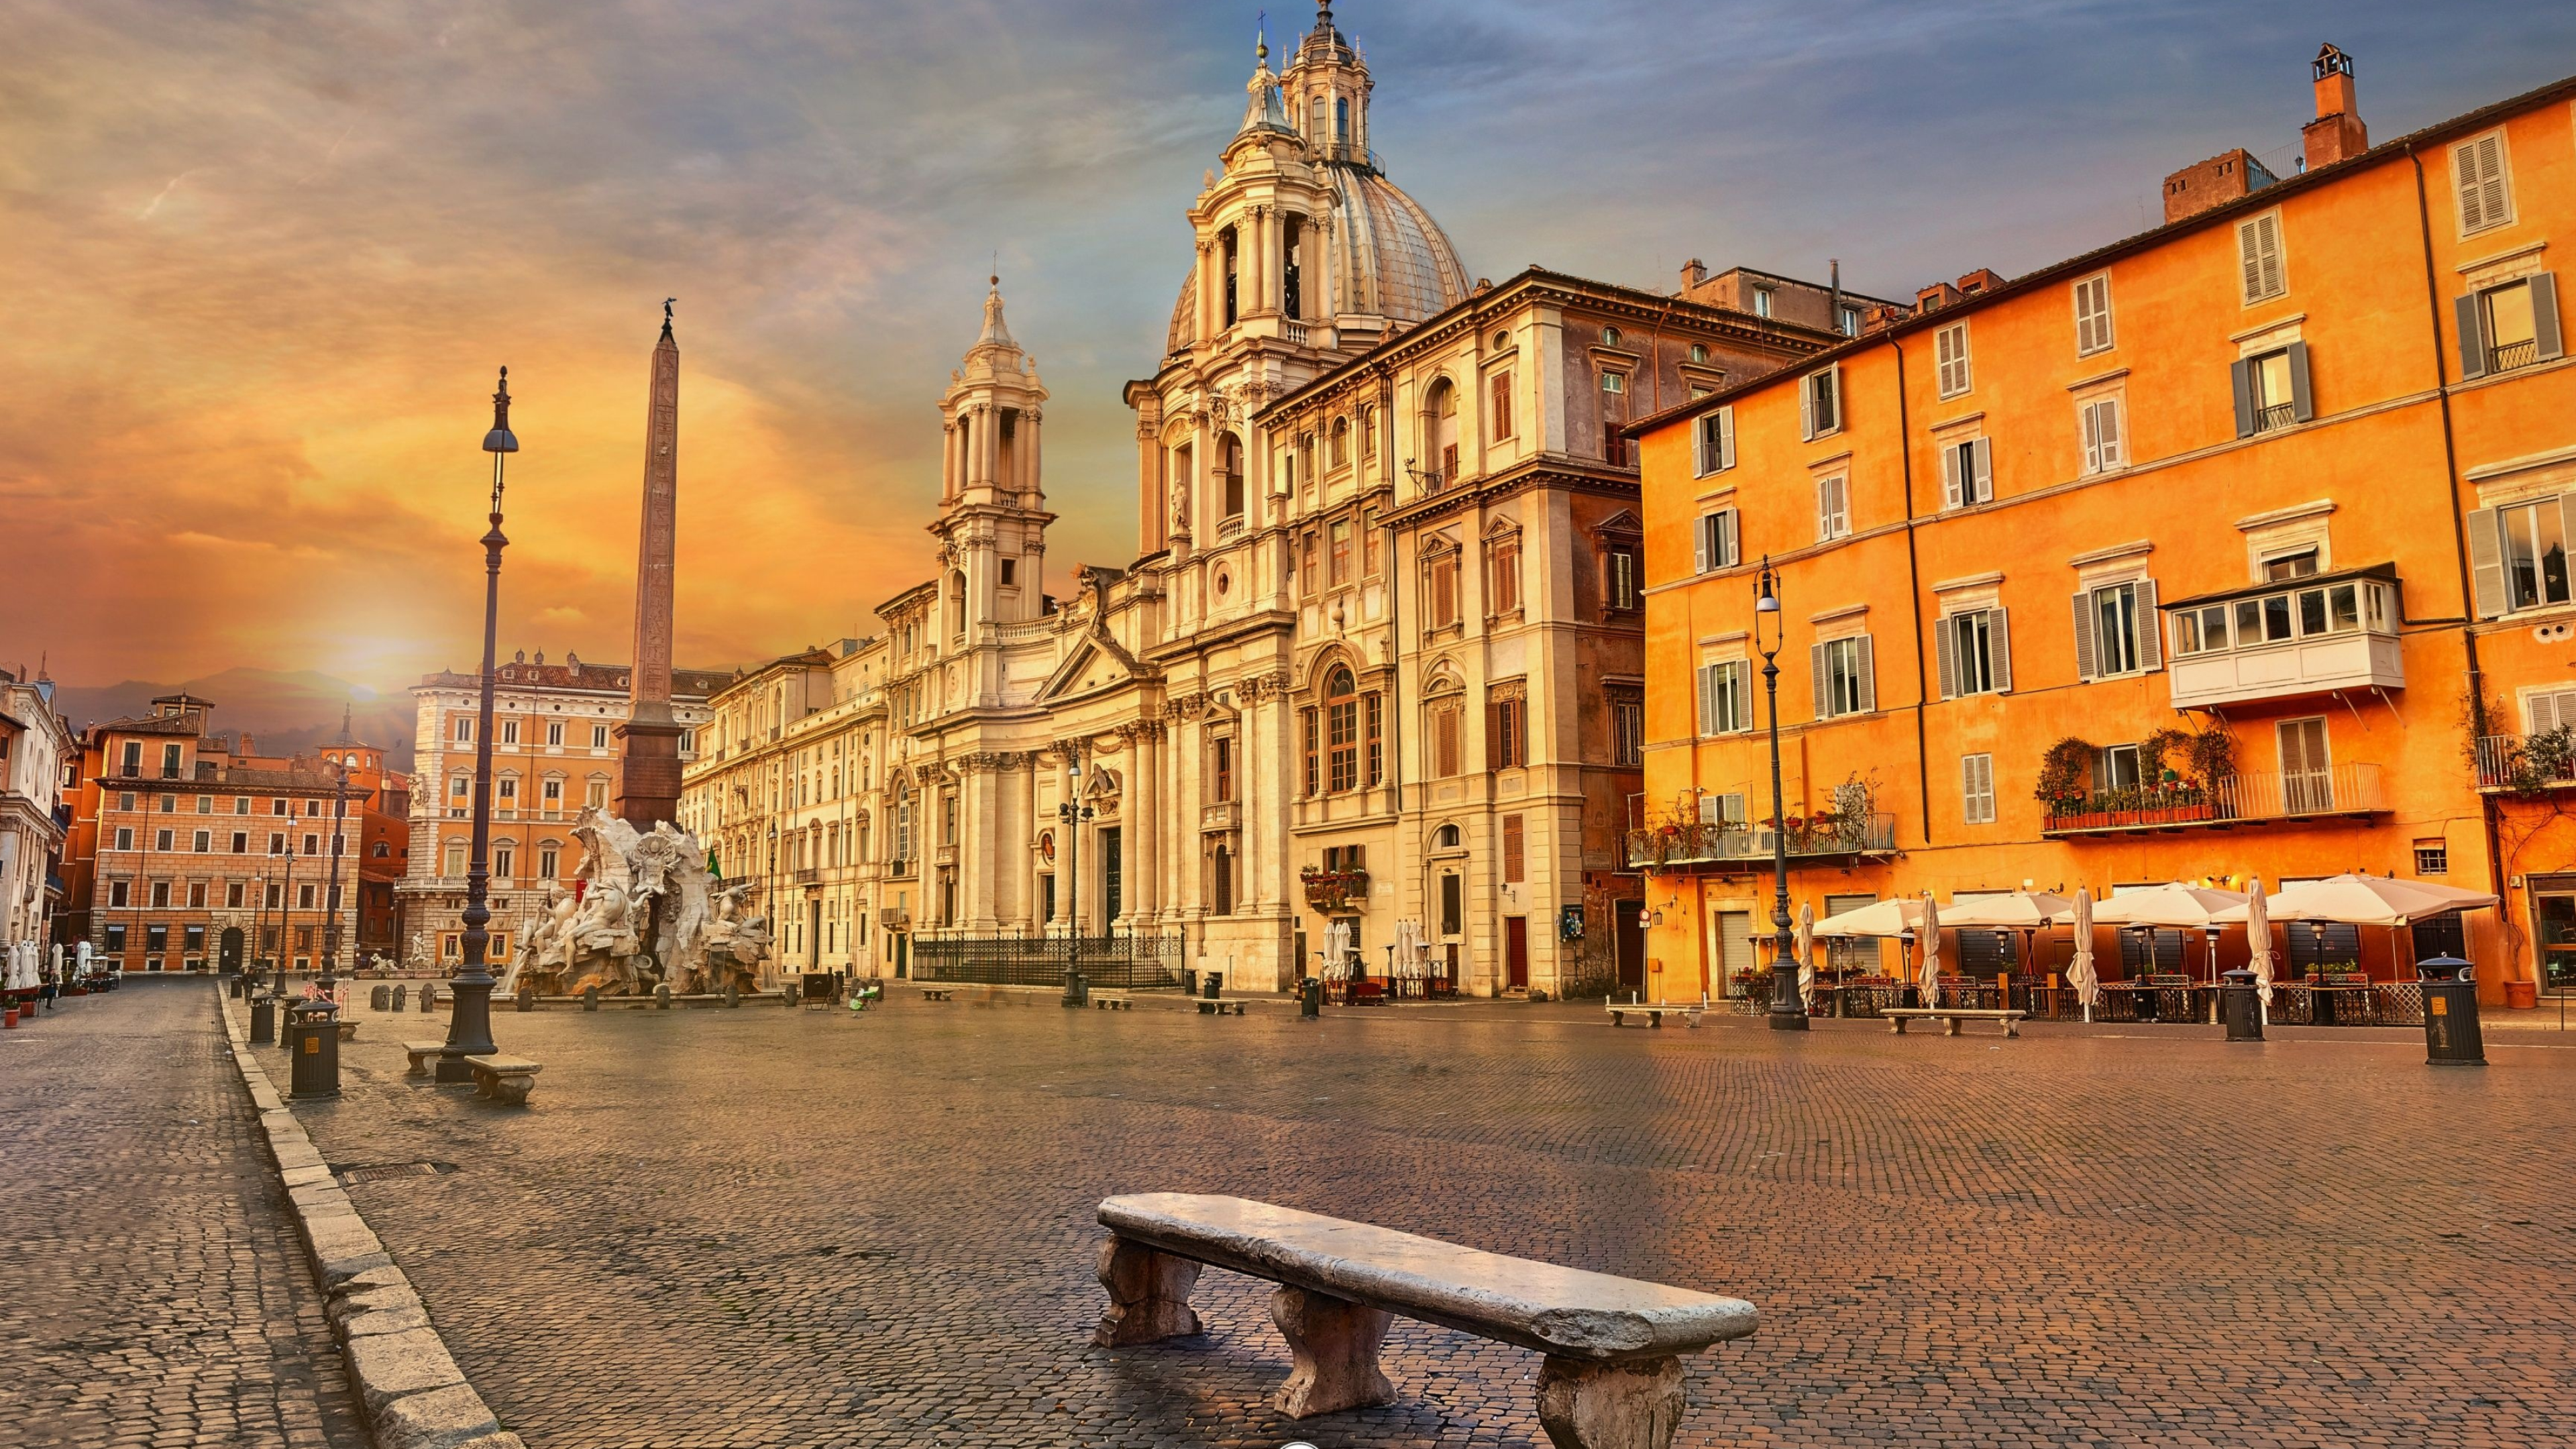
46, 668, 418, 772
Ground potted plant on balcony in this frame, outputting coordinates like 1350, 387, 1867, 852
2036, 738, 2094, 828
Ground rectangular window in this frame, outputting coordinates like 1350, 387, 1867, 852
1362, 507, 1382, 576
1302, 708, 1320, 796
1328, 519, 1352, 587
2415, 841, 2449, 876
1801, 366, 1841, 439
1489, 533, 1522, 614
1939, 608, 2008, 696
1752, 286, 1773, 318
121, 741, 142, 776
1940, 439, 1992, 507
2235, 345, 2309, 435
2076, 580, 2157, 678
2278, 716, 2334, 812
1839, 305, 1861, 337
1605, 545, 1640, 610
114, 826, 133, 851
1610, 696, 1644, 767
1426, 549, 1460, 629
2453, 131, 2512, 234
1365, 693, 1384, 787
2080, 397, 2124, 474
585, 779, 608, 808
150, 880, 171, 908
453, 716, 474, 743
1962, 753, 1996, 824
1698, 661, 1749, 736
1430, 704, 1462, 777
226, 882, 245, 908
1812, 637, 1873, 719
191, 829, 210, 853
1695, 407, 1735, 476
155, 828, 173, 851
591, 724, 609, 749
2237, 211, 2286, 303
500, 719, 520, 745
109, 881, 129, 908
545, 720, 564, 746
1212, 735, 1236, 803
1815, 474, 1851, 541
493, 844, 515, 880
2073, 274, 2114, 355
2459, 275, 2563, 379
186, 885, 207, 910
2094, 743, 2143, 794
1695, 509, 1739, 573
539, 846, 559, 879
268, 832, 285, 854
230, 831, 247, 853
2501, 498, 2573, 612
1935, 321, 1972, 398
1489, 694, 1527, 770
1502, 814, 1525, 884
1489, 371, 1513, 441
1328, 695, 1359, 794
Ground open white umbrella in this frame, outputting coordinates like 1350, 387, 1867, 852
1811, 898, 1929, 938
2215, 873, 2500, 927
2245, 875, 2276, 1017
2091, 883, 2253, 928
2068, 887, 2102, 1022
1917, 892, 1943, 1006
1937, 891, 2076, 928
1796, 902, 1817, 1009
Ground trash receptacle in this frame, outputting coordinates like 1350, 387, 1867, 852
1300, 976, 1322, 1020
1179, 969, 1197, 998
2221, 967, 2263, 1041
1202, 971, 1223, 1002
1062, 969, 1089, 1008
286, 1000, 340, 1099
249, 994, 276, 1044
228, 974, 246, 1000
2419, 956, 2485, 1066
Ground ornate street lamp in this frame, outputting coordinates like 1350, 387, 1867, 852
437, 368, 516, 1084
1755, 557, 1808, 1031
273, 843, 297, 995
1058, 753, 1095, 962
318, 745, 351, 999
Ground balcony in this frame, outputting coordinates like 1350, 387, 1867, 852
2042, 764, 2386, 837
2475, 733, 2576, 794
2162, 566, 2403, 710
1200, 800, 1240, 833
2490, 338, 2540, 374
1624, 809, 1898, 873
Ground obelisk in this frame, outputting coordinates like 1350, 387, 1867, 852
613, 300, 686, 829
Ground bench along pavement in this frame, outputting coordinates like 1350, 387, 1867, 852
1092, 1192, 1757, 1449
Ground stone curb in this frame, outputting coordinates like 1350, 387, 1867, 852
215, 987, 529, 1449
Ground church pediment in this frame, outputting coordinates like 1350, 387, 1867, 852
1037, 631, 1154, 704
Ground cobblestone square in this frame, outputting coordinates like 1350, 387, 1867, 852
246, 990, 2576, 1448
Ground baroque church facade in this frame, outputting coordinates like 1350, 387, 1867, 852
697, 5, 1867, 995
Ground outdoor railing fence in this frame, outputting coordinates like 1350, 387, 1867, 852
911, 931, 1186, 990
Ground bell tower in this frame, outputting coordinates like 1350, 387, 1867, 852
930, 278, 1053, 702
1284, 1, 1371, 165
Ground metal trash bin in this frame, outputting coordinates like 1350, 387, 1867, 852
228, 974, 246, 1000
1201, 971, 1223, 1002
2221, 967, 2263, 1041
285, 1000, 340, 1099
249, 994, 277, 1044
2418, 956, 2485, 1067
1300, 976, 1322, 1020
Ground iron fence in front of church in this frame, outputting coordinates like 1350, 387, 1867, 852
911, 930, 1187, 990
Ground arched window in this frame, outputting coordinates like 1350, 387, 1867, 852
1220, 434, 1245, 520
892, 778, 914, 863
1334, 96, 1350, 146
1358, 404, 1376, 460
1330, 417, 1349, 469
1423, 380, 1459, 486
1325, 665, 1360, 792
1436, 823, 1461, 849
948, 571, 967, 638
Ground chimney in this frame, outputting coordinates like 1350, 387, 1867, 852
2302, 43, 2367, 171
1679, 257, 1708, 290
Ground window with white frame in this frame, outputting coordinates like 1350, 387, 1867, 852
1940, 437, 1992, 506
1697, 660, 1750, 735
2457, 274, 2563, 379
1694, 407, 1735, 476
545, 720, 564, 746
2469, 495, 2573, 616
1695, 509, 1739, 574
2453, 131, 2513, 235
1698, 792, 1748, 827
500, 718, 520, 745
1815, 474, 1851, 541
591, 724, 610, 749
2080, 396, 2125, 474
1800, 366, 1840, 439
1935, 322, 1972, 398
2073, 274, 2114, 355
452, 715, 474, 743
1938, 608, 2010, 696
2525, 686, 2576, 735
2073, 579, 2159, 678
1811, 636, 1874, 719
1961, 753, 1996, 824
2237, 211, 2286, 305
2232, 345, 2312, 436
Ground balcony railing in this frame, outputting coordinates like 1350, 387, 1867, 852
912, 930, 1185, 990
1624, 807, 1897, 871
2490, 338, 2540, 374
2254, 401, 2299, 433
2475, 733, 2576, 792
1283, 320, 1308, 347
2042, 763, 2385, 836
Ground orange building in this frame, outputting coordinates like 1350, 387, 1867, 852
1629, 51, 2576, 1006
57, 696, 412, 972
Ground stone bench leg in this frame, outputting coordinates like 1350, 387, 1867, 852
478, 1071, 534, 1106
1271, 1285, 1395, 1417
1945, 1015, 1963, 1036
405, 1050, 435, 1077
1091, 1238, 1201, 1346
1888, 1017, 1906, 1034
1536, 1355, 1684, 1449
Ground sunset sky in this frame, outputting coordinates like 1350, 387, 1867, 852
7, 0, 2573, 699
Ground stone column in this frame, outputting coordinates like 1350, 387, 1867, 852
1196, 237, 1218, 342
1248, 206, 1269, 316
1020, 758, 1040, 929
1024, 409, 1043, 506
1137, 423, 1163, 558
1132, 726, 1158, 924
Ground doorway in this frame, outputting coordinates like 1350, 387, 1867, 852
1100, 828, 1124, 924
218, 927, 244, 974
894, 934, 910, 979
1614, 900, 1646, 994
1504, 916, 1529, 991
808, 899, 823, 969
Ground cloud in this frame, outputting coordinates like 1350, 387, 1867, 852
5, 0, 2573, 694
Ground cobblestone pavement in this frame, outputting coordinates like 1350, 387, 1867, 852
0, 980, 366, 1449
281, 993, 2576, 1448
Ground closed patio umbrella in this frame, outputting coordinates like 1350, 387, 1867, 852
1795, 901, 1817, 1010
1918, 892, 1943, 1006
2244, 875, 2277, 1018
2068, 887, 2102, 1022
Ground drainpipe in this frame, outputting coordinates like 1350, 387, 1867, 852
2409, 142, 2511, 967
1890, 336, 1934, 848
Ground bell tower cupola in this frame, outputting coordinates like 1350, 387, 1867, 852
1285, 1, 1369, 165
933, 276, 1053, 660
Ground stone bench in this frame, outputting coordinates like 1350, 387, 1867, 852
403, 1040, 446, 1077
1607, 1000, 1702, 1029
1091, 994, 1133, 1011
462, 1053, 540, 1106
1883, 1007, 2026, 1038
922, 988, 954, 1002
1092, 1193, 1756, 1449
1195, 998, 1245, 1016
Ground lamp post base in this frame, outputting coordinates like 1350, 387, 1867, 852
1767, 1008, 1810, 1031
435, 974, 498, 1083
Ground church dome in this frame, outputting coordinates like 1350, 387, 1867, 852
1166, 162, 1468, 356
